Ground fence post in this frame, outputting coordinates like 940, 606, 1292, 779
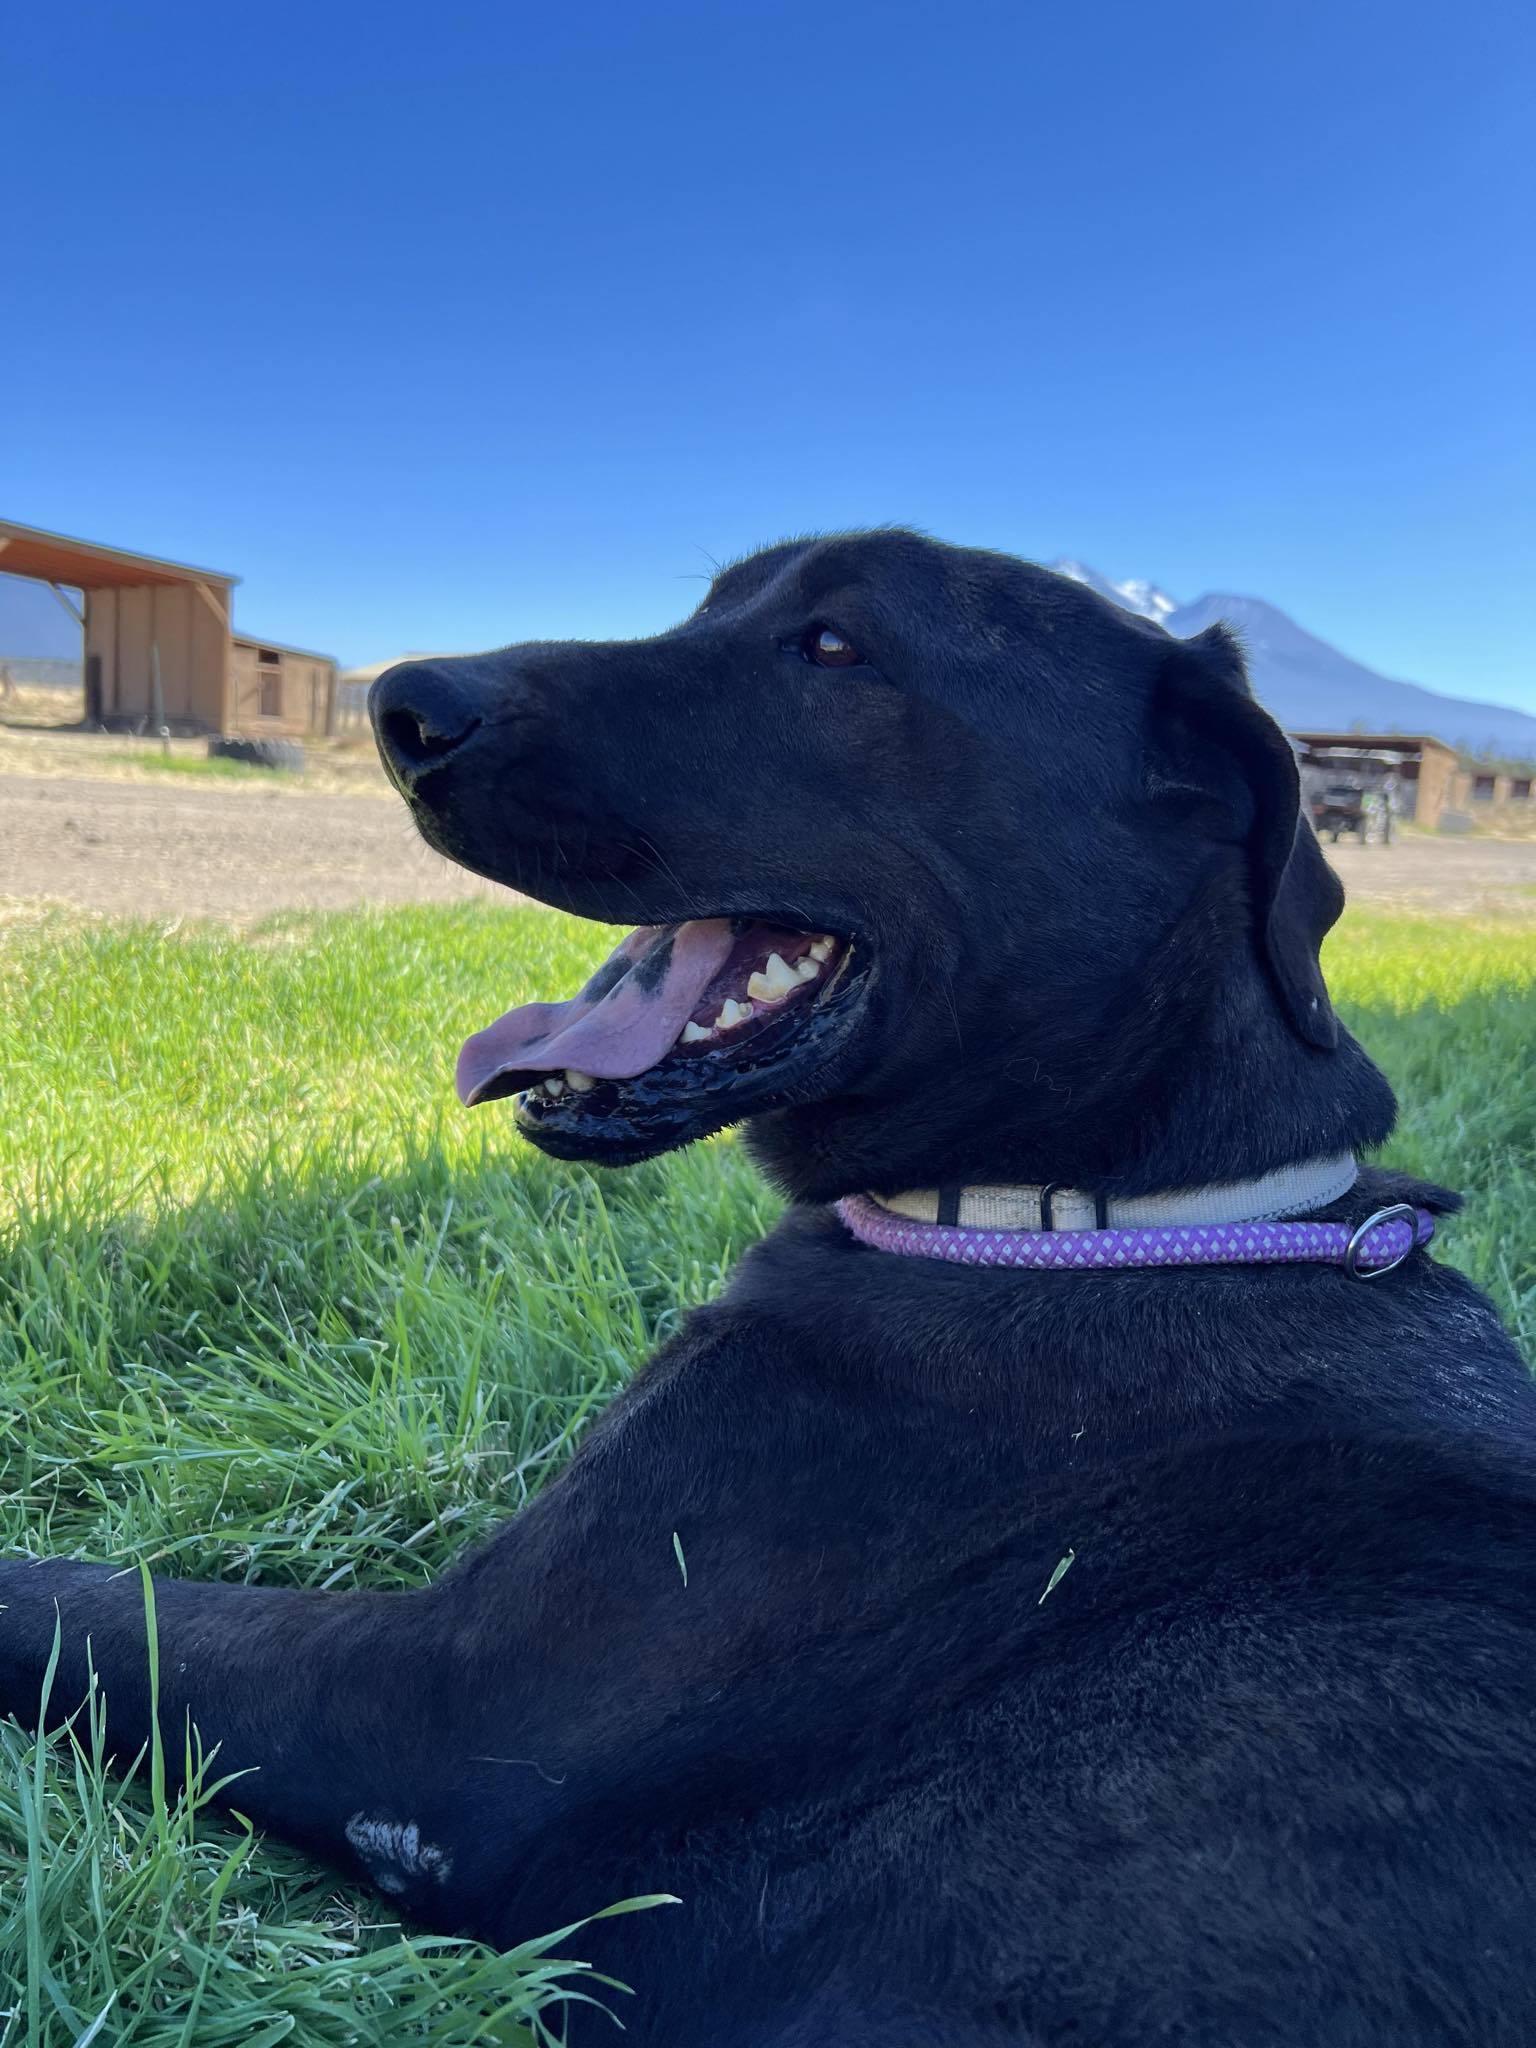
150, 641, 170, 755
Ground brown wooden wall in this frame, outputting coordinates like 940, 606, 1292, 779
229, 641, 338, 738
1411, 743, 1457, 827
84, 582, 231, 728
1450, 766, 1536, 813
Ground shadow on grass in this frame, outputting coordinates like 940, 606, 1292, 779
1, 1136, 779, 1585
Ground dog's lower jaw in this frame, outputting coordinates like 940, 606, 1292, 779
509, 947, 878, 1168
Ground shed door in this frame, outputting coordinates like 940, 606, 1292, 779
257, 650, 282, 718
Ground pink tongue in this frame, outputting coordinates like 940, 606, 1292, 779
456, 919, 738, 1106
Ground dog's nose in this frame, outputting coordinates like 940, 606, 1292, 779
370, 660, 484, 787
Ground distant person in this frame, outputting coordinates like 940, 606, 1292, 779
1385, 771, 1402, 842
1363, 775, 1396, 847
1373, 771, 1402, 846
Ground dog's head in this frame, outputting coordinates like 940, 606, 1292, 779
373, 531, 1388, 1198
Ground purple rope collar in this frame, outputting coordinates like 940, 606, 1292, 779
836, 1193, 1435, 1278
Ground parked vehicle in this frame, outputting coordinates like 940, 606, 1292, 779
1299, 759, 1400, 845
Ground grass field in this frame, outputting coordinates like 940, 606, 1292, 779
1, 903, 1533, 2044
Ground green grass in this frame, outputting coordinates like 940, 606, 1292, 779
1, 902, 1533, 2041
100, 752, 300, 784
1321, 916, 1536, 1328
0, 907, 768, 2044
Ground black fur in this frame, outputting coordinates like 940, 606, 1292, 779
5, 531, 1534, 2044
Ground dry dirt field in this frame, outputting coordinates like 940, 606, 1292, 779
0, 770, 513, 920
3, 723, 1535, 924
0, 722, 501, 921
1327, 835, 1536, 921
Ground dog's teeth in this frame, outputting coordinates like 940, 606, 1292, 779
809, 936, 835, 962
747, 953, 801, 1004
564, 1069, 596, 1092
715, 998, 753, 1029
796, 957, 820, 981
681, 1020, 712, 1044
544, 1076, 565, 1097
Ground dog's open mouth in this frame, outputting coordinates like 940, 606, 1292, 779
456, 917, 864, 1157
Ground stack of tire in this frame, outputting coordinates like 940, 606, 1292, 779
207, 736, 305, 774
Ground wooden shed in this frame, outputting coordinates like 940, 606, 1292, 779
230, 635, 341, 739
0, 517, 337, 739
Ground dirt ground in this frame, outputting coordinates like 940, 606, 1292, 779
0, 715, 390, 799
0, 771, 509, 921
3, 725, 1535, 924
1325, 835, 1536, 921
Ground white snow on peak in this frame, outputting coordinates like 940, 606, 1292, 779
1113, 578, 1176, 618
1049, 560, 1179, 622
1047, 558, 1536, 756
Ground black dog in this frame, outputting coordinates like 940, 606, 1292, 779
5, 531, 1535, 2044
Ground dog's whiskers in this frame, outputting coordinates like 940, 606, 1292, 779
632, 836, 712, 923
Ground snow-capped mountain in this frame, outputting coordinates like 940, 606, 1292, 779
1053, 562, 1536, 759
1052, 560, 1177, 623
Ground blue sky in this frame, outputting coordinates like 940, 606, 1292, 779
6, 0, 1532, 706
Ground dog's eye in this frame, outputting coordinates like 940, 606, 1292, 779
804, 625, 862, 668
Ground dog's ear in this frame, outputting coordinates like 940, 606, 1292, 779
1148, 624, 1341, 1050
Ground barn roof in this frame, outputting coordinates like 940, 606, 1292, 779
233, 631, 338, 663
0, 517, 240, 591
1289, 729, 1457, 758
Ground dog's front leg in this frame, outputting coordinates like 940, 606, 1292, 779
0, 1554, 485, 1911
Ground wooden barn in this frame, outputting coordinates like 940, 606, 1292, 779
0, 517, 338, 739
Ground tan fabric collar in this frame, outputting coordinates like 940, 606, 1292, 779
870, 1153, 1359, 1233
